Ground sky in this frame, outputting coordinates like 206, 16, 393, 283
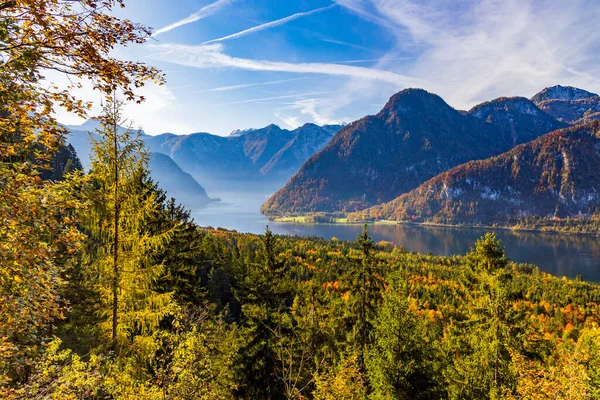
55, 0, 600, 136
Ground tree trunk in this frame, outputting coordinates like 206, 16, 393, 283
112, 115, 119, 351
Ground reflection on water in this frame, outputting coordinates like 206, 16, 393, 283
191, 190, 600, 283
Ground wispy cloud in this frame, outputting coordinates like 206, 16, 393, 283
320, 38, 378, 54
277, 97, 349, 126
153, 0, 237, 37
147, 0, 600, 132
336, 0, 600, 107
275, 113, 301, 129
148, 43, 427, 87
203, 4, 337, 44
216, 91, 337, 106
332, 0, 396, 31
197, 78, 307, 93
337, 56, 415, 64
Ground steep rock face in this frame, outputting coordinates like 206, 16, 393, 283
352, 122, 600, 224
148, 152, 212, 208
260, 123, 341, 177
532, 85, 600, 125
262, 89, 563, 215
467, 97, 567, 148
240, 124, 295, 166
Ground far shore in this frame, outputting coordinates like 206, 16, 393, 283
267, 215, 600, 237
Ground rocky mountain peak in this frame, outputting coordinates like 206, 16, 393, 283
532, 85, 598, 103
381, 88, 451, 116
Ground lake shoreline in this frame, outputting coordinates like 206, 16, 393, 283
267, 216, 600, 237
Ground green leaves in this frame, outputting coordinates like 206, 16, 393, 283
466, 233, 509, 272
83, 94, 176, 350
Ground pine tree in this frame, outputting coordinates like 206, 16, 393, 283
237, 227, 291, 399
465, 233, 509, 272
84, 94, 175, 350
366, 273, 444, 399
343, 224, 385, 370
446, 234, 517, 398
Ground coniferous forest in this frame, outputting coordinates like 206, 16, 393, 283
1, 1, 600, 399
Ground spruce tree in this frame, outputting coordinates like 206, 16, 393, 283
366, 273, 444, 399
446, 234, 517, 398
84, 94, 175, 350
344, 225, 384, 370
237, 226, 291, 399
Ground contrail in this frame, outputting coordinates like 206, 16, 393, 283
153, 0, 237, 37
197, 78, 307, 93
203, 4, 337, 44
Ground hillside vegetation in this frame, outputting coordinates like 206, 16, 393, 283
350, 122, 600, 235
262, 90, 565, 215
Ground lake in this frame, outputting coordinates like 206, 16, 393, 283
191, 188, 600, 283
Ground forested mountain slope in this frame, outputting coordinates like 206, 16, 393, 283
350, 121, 600, 232
262, 89, 564, 215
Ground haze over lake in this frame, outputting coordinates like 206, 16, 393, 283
192, 188, 600, 283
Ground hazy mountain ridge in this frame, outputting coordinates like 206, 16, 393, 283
349, 121, 600, 226
65, 126, 213, 209
262, 89, 565, 215
66, 120, 343, 206
141, 123, 343, 187
260, 123, 343, 177
532, 85, 600, 125
148, 152, 213, 208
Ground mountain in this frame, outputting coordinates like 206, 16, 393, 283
65, 126, 213, 208
66, 127, 97, 170
65, 119, 342, 196
532, 85, 600, 125
64, 120, 144, 170
142, 123, 342, 189
261, 89, 565, 215
260, 123, 343, 177
143, 131, 246, 184
468, 96, 567, 148
350, 122, 600, 225
148, 152, 212, 208
65, 119, 141, 136
240, 124, 296, 167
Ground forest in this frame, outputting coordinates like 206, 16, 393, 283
1, 1, 600, 399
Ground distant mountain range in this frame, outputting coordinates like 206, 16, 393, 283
143, 123, 344, 189
350, 121, 600, 225
66, 84, 600, 231
262, 88, 565, 215
65, 124, 212, 208
66, 120, 343, 206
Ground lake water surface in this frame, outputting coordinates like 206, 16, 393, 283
191, 189, 600, 283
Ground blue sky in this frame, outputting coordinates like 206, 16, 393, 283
58, 0, 600, 135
